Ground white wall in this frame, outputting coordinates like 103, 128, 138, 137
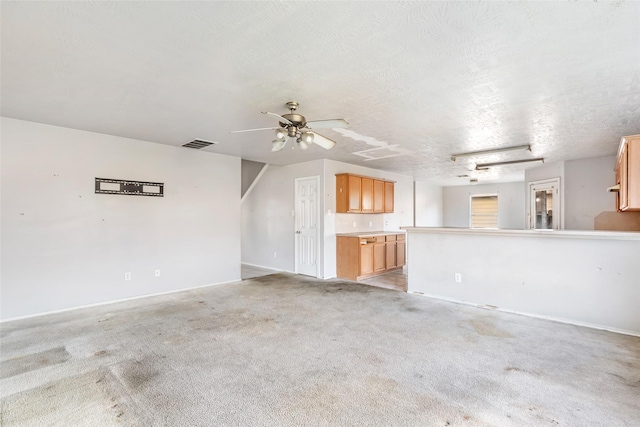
525, 161, 565, 229
415, 182, 443, 227
407, 228, 640, 335
241, 160, 324, 273
443, 182, 525, 229
1, 118, 241, 320
565, 156, 616, 230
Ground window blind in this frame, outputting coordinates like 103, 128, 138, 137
471, 195, 498, 228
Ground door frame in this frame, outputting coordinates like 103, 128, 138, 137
294, 175, 321, 278
528, 177, 561, 230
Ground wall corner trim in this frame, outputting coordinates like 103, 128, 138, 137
241, 163, 269, 203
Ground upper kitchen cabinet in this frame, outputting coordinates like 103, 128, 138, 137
361, 177, 374, 213
616, 135, 640, 212
384, 181, 394, 213
373, 180, 385, 213
336, 173, 395, 214
336, 174, 361, 213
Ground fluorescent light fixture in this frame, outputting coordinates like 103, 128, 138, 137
451, 144, 531, 161
475, 157, 544, 170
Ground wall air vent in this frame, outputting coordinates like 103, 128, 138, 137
182, 139, 217, 149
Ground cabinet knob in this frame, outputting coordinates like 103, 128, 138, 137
296, 230, 301, 234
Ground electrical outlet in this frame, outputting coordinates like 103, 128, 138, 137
155, 269, 161, 277
353, 221, 357, 228
273, 251, 277, 258
369, 221, 373, 227
124, 272, 132, 281
454, 273, 462, 283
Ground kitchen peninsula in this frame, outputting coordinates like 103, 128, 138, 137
403, 227, 640, 336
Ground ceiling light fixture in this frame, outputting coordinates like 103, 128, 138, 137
451, 144, 531, 161
475, 157, 544, 170
274, 129, 286, 140
232, 102, 346, 153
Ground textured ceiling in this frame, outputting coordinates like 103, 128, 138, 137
2, 1, 639, 185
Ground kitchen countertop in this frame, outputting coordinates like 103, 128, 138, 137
336, 231, 406, 237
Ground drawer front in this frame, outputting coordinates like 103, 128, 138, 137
375, 236, 386, 243
386, 235, 396, 242
396, 234, 406, 241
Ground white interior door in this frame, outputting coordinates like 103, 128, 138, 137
295, 176, 320, 277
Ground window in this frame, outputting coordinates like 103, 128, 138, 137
470, 194, 498, 229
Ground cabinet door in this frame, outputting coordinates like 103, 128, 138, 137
336, 174, 348, 213
628, 138, 640, 210
385, 242, 396, 269
373, 243, 386, 272
348, 175, 362, 212
360, 244, 374, 275
396, 240, 406, 267
361, 177, 374, 212
384, 181, 394, 213
373, 180, 385, 213
619, 144, 629, 211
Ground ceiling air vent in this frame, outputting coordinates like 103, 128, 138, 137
182, 139, 217, 149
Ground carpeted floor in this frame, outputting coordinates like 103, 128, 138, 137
1, 273, 639, 426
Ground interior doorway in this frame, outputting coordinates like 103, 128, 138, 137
528, 178, 561, 230
294, 176, 320, 277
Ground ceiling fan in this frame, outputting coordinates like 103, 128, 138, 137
231, 101, 348, 152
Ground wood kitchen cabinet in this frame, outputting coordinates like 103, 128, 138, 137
359, 243, 374, 275
336, 233, 406, 281
385, 234, 396, 269
396, 235, 406, 267
336, 174, 361, 212
616, 135, 640, 211
373, 237, 386, 272
336, 173, 395, 214
373, 179, 385, 213
384, 181, 394, 212
361, 177, 374, 212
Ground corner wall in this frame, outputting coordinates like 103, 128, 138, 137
564, 156, 616, 230
241, 160, 324, 273
1, 118, 241, 320
415, 182, 443, 227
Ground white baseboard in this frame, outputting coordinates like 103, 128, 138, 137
0, 278, 242, 324
408, 291, 640, 338
241, 262, 284, 272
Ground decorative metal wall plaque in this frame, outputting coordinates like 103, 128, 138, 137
95, 178, 164, 197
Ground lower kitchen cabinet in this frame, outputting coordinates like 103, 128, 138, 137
396, 238, 406, 267
336, 233, 406, 281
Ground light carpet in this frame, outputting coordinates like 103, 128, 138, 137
1, 273, 639, 426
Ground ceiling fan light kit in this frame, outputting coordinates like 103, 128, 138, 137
233, 101, 348, 152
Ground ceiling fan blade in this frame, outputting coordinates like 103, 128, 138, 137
271, 138, 288, 152
310, 132, 337, 150
306, 119, 349, 129
230, 127, 278, 134
262, 111, 293, 124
